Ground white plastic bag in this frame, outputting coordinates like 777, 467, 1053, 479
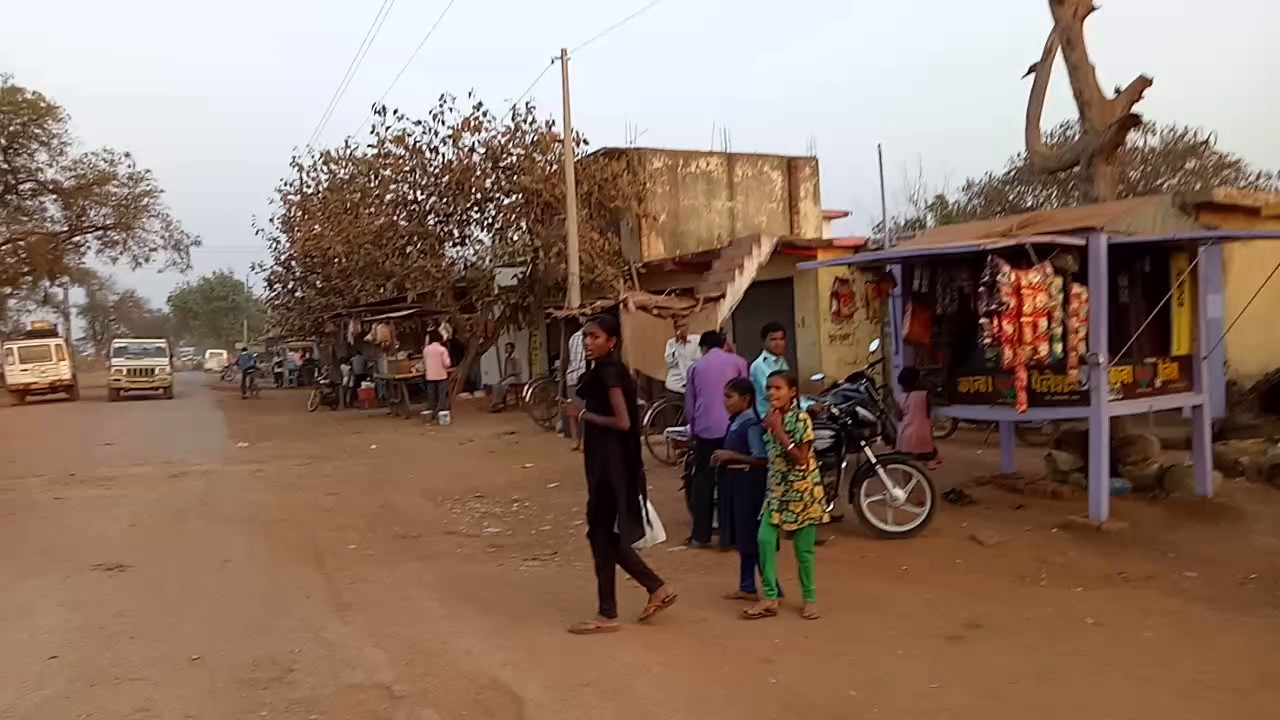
632, 497, 667, 549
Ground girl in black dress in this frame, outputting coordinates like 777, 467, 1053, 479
560, 314, 677, 634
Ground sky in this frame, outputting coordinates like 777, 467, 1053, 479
3, 0, 1278, 307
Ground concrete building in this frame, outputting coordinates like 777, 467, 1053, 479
582, 147, 875, 386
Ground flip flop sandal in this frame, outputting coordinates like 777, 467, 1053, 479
568, 620, 620, 635
801, 608, 822, 621
638, 592, 678, 622
722, 591, 760, 601
741, 605, 779, 620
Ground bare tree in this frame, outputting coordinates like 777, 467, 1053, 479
1023, 0, 1153, 201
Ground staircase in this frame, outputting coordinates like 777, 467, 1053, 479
695, 233, 780, 327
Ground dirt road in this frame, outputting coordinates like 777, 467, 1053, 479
2, 375, 1279, 719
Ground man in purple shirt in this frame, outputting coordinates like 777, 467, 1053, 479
684, 330, 749, 548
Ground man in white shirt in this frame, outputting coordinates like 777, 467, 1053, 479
563, 326, 587, 449
663, 319, 701, 403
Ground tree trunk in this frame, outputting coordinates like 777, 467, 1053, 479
1089, 157, 1120, 204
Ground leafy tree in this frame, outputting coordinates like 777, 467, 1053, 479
167, 271, 264, 350
879, 121, 1279, 237
0, 75, 198, 294
260, 94, 643, 392
77, 273, 171, 356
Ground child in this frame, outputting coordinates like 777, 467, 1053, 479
743, 370, 827, 621
711, 378, 776, 602
895, 366, 939, 469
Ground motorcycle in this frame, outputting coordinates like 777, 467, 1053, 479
307, 367, 340, 412
807, 338, 938, 539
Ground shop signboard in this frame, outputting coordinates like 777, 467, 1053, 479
948, 355, 1193, 407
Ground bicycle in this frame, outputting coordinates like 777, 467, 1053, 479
641, 394, 685, 466
522, 372, 560, 430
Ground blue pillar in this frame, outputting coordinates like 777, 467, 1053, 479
1191, 241, 1216, 497
999, 421, 1015, 474
1200, 243, 1227, 421
1087, 233, 1112, 522
888, 263, 905, 404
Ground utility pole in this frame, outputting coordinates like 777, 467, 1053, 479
559, 47, 581, 309
62, 282, 73, 348
877, 143, 890, 248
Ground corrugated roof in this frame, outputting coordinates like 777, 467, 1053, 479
905, 195, 1201, 250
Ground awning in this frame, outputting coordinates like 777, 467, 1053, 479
798, 234, 1087, 270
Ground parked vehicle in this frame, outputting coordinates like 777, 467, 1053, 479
107, 338, 174, 401
204, 348, 229, 373
307, 368, 340, 412
807, 339, 937, 539
1, 321, 79, 404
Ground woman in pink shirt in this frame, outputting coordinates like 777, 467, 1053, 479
423, 330, 452, 418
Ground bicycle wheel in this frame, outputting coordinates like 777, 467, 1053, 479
525, 377, 559, 430
642, 398, 684, 467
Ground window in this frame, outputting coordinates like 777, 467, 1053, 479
3, 348, 13, 366
54, 344, 67, 362
16, 344, 53, 364
111, 342, 168, 359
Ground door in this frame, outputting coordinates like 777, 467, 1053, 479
731, 279, 797, 369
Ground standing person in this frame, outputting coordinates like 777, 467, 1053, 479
339, 355, 353, 409
710, 378, 776, 601
560, 314, 677, 634
663, 319, 700, 404
683, 330, 749, 548
749, 322, 791, 418
422, 330, 451, 421
350, 348, 369, 397
895, 366, 940, 469
743, 371, 827, 621
489, 342, 523, 412
563, 325, 587, 450
235, 346, 257, 399
272, 352, 285, 388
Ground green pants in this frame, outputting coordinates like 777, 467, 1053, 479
758, 522, 816, 602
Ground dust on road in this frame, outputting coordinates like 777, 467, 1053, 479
2, 374, 1279, 719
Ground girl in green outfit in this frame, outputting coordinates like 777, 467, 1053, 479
743, 370, 828, 621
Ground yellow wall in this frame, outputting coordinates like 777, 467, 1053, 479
813, 249, 881, 384
585, 149, 823, 264
1193, 209, 1280, 387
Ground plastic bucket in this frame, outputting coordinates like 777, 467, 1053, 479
437, 410, 452, 426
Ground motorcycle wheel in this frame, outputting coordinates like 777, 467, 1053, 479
307, 389, 321, 412
852, 461, 936, 539
931, 416, 958, 439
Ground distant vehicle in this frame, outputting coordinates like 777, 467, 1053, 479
108, 338, 174, 401
1, 321, 79, 405
203, 348, 229, 373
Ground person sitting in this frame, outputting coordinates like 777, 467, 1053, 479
489, 343, 523, 412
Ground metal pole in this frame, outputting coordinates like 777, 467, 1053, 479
559, 48, 581, 309
877, 143, 890, 248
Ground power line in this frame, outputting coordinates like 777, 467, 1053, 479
306, 0, 398, 149
502, 59, 556, 117
352, 0, 460, 138
570, 0, 669, 54
501, 0, 671, 119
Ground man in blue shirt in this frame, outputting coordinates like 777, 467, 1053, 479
749, 322, 791, 417
235, 346, 257, 398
